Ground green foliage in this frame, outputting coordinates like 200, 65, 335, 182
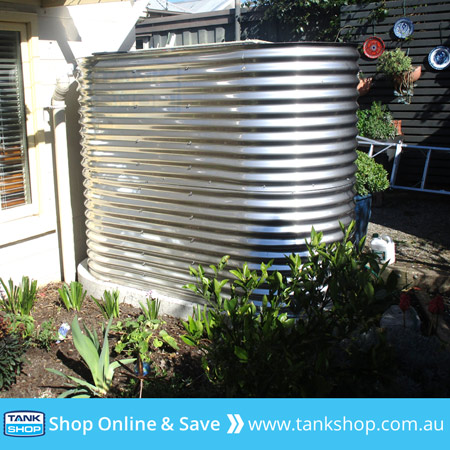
0, 276, 37, 340
181, 305, 214, 347
58, 281, 87, 312
114, 317, 155, 364
0, 316, 28, 390
245, 0, 371, 41
4, 313, 35, 339
47, 316, 134, 398
92, 289, 120, 319
34, 318, 58, 351
377, 49, 418, 103
377, 48, 412, 78
355, 150, 390, 196
113, 313, 179, 391
140, 296, 160, 321
182, 223, 399, 397
114, 315, 179, 365
0, 276, 37, 316
357, 102, 397, 141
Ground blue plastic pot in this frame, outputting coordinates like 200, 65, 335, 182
134, 361, 151, 376
354, 194, 372, 245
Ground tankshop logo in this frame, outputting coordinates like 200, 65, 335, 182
4, 411, 45, 437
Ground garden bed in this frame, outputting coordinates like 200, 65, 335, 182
0, 190, 449, 399
0, 283, 214, 399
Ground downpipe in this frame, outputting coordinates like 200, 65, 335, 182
49, 73, 76, 282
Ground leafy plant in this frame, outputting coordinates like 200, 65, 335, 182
355, 150, 390, 196
0, 316, 28, 390
113, 314, 178, 397
4, 313, 35, 339
114, 317, 155, 364
376, 48, 419, 103
182, 223, 399, 396
140, 296, 160, 321
58, 281, 87, 312
92, 289, 120, 319
47, 316, 134, 398
114, 316, 179, 364
245, 0, 372, 41
377, 48, 412, 78
0, 276, 38, 316
357, 101, 397, 141
34, 318, 58, 351
155, 329, 178, 351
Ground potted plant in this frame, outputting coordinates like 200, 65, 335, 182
376, 48, 421, 103
357, 101, 399, 141
357, 71, 373, 96
354, 150, 390, 244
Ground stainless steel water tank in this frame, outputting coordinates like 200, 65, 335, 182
78, 41, 359, 302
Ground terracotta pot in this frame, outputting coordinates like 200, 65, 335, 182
357, 77, 373, 96
393, 65, 422, 91
411, 65, 422, 82
393, 119, 403, 135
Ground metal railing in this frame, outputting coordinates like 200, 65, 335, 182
357, 136, 450, 196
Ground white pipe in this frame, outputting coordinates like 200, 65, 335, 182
51, 75, 76, 283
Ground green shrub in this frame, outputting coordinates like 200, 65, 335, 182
4, 313, 35, 340
58, 281, 87, 312
182, 222, 399, 397
356, 101, 397, 141
355, 150, 390, 196
113, 314, 178, 397
377, 48, 412, 78
34, 319, 58, 351
114, 315, 179, 366
0, 276, 37, 316
0, 316, 28, 390
92, 289, 120, 319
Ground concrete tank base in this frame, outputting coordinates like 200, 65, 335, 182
77, 259, 195, 320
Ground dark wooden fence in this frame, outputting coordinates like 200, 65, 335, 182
135, 8, 294, 49
341, 0, 450, 190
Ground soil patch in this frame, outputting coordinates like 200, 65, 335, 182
368, 190, 450, 274
0, 283, 211, 398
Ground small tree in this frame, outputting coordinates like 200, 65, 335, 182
245, 0, 372, 41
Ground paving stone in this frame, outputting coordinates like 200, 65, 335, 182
380, 304, 421, 332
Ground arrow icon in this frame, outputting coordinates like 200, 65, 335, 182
227, 413, 244, 434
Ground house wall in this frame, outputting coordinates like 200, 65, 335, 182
0, 0, 147, 286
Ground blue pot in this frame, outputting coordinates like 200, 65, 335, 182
134, 361, 151, 376
354, 194, 372, 245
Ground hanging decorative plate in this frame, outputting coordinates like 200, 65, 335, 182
393, 18, 414, 39
363, 37, 385, 59
428, 46, 450, 70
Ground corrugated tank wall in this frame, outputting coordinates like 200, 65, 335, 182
77, 41, 359, 302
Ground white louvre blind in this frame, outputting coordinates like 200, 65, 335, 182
0, 30, 31, 210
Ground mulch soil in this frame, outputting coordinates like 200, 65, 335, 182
368, 190, 450, 325
368, 190, 450, 274
0, 284, 211, 398
0, 189, 449, 398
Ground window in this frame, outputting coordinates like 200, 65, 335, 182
0, 15, 55, 246
0, 29, 31, 211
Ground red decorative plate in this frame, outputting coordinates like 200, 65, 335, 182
363, 37, 385, 59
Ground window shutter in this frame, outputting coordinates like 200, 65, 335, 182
0, 30, 31, 210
